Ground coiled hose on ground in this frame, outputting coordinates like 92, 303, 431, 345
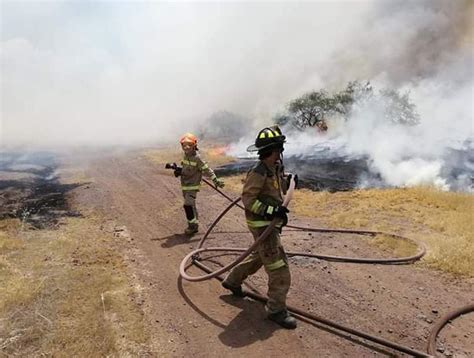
178, 178, 473, 357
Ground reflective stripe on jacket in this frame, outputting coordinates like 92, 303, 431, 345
180, 151, 217, 190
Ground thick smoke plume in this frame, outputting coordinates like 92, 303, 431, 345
328, 0, 473, 190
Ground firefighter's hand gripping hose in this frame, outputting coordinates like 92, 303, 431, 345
178, 177, 473, 357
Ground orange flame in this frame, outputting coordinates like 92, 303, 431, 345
208, 145, 229, 156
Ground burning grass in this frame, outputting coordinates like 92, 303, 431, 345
223, 175, 474, 276
0, 216, 149, 356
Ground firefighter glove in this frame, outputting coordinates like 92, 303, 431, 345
274, 205, 289, 218
270, 205, 289, 227
213, 177, 225, 188
174, 167, 182, 177
287, 173, 299, 189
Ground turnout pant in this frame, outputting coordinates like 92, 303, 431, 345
223, 226, 291, 314
182, 190, 198, 225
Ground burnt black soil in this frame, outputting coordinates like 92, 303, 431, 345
215, 140, 474, 192
215, 156, 384, 192
0, 152, 83, 229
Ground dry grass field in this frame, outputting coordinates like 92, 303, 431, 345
0, 216, 149, 356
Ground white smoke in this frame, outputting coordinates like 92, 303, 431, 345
1, 0, 472, 194
342, 92, 448, 189
0, 1, 370, 148
228, 0, 473, 191
228, 73, 473, 190
338, 1, 473, 190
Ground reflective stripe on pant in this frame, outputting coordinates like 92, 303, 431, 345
223, 226, 291, 313
182, 190, 198, 223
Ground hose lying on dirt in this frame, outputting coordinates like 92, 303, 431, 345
182, 179, 425, 280
192, 259, 431, 358
178, 178, 472, 357
427, 303, 474, 355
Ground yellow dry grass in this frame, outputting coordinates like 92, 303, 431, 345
0, 220, 23, 253
372, 234, 419, 259
0, 216, 149, 356
223, 174, 247, 193
223, 175, 474, 276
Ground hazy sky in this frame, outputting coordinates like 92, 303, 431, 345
1, 1, 472, 147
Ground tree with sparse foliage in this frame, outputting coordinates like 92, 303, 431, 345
287, 90, 331, 128
276, 81, 419, 129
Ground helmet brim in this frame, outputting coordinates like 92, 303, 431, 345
246, 144, 260, 152
246, 140, 286, 153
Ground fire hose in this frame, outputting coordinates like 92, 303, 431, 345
178, 177, 473, 357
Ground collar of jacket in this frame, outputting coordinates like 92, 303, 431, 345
183, 151, 197, 159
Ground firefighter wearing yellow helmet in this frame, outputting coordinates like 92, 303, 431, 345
176, 133, 224, 235
222, 125, 298, 329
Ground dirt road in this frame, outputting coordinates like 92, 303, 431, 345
72, 150, 473, 357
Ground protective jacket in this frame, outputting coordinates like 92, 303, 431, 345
242, 160, 287, 228
180, 151, 217, 191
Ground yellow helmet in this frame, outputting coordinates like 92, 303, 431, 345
246, 125, 286, 152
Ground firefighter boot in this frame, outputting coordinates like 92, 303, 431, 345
268, 310, 297, 329
185, 223, 199, 236
221, 281, 245, 297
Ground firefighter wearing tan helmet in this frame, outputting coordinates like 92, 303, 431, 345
175, 133, 224, 235
222, 125, 298, 329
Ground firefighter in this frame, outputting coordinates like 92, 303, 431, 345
174, 133, 225, 235
221, 125, 297, 329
